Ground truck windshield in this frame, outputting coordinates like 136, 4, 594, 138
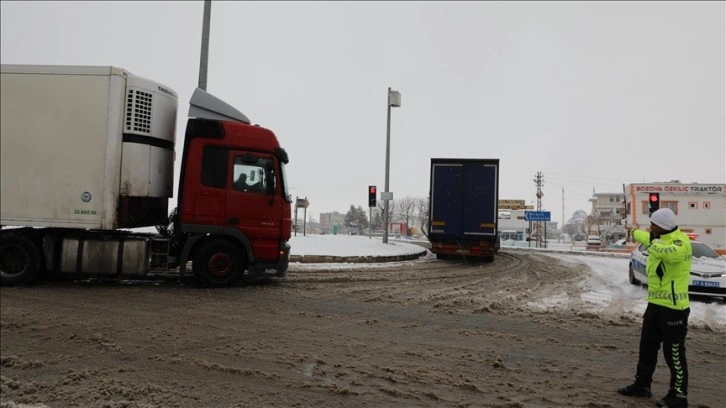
280, 163, 291, 203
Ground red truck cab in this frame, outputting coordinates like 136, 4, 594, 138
176, 89, 292, 286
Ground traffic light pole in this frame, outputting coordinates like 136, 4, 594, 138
368, 185, 376, 239
648, 192, 660, 215
369, 207, 372, 239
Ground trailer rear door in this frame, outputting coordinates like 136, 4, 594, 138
430, 162, 497, 237
431, 163, 464, 236
462, 163, 497, 237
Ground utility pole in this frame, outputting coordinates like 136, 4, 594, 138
534, 172, 544, 248
198, 0, 212, 90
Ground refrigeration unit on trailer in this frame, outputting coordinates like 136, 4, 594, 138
0, 64, 292, 286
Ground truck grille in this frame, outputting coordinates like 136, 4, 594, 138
125, 89, 152, 134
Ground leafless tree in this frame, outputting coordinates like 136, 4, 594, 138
396, 196, 416, 229
562, 223, 580, 239
386, 200, 397, 224
414, 196, 430, 236
585, 215, 602, 236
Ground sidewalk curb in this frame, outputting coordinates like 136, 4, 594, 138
290, 249, 429, 264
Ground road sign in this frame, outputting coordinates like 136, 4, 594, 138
295, 198, 309, 208
524, 211, 551, 222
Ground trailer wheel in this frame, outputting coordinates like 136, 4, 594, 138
0, 234, 41, 285
193, 240, 245, 287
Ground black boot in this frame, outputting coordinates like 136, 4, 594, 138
655, 391, 688, 407
617, 383, 652, 398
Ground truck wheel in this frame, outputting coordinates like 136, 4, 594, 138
193, 240, 245, 287
0, 234, 41, 285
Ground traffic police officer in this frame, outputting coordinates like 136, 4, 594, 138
618, 208, 691, 408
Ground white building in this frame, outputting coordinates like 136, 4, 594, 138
624, 182, 725, 251
588, 192, 627, 241
498, 209, 558, 241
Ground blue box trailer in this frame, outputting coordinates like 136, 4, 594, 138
428, 158, 499, 261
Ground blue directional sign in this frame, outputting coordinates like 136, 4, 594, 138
524, 211, 551, 222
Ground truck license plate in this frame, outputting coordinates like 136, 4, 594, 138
693, 280, 720, 287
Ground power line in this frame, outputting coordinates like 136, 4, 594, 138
545, 178, 622, 190
542, 171, 626, 183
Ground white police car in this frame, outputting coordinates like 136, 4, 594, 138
629, 239, 726, 298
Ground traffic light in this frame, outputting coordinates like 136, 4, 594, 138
368, 186, 377, 207
648, 192, 660, 215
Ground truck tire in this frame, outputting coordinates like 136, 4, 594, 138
193, 240, 245, 287
0, 234, 41, 285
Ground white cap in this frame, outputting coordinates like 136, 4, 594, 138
650, 208, 677, 230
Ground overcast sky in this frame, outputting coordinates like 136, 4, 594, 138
2, 1, 724, 226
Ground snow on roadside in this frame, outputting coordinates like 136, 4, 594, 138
287, 235, 725, 331
554, 254, 725, 331
289, 234, 426, 257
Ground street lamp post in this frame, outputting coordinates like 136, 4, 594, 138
198, 0, 212, 91
383, 87, 401, 244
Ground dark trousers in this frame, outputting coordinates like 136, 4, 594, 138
635, 303, 690, 395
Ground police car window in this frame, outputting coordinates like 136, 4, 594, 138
691, 243, 719, 259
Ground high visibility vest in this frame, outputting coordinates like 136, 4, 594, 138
632, 228, 691, 310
